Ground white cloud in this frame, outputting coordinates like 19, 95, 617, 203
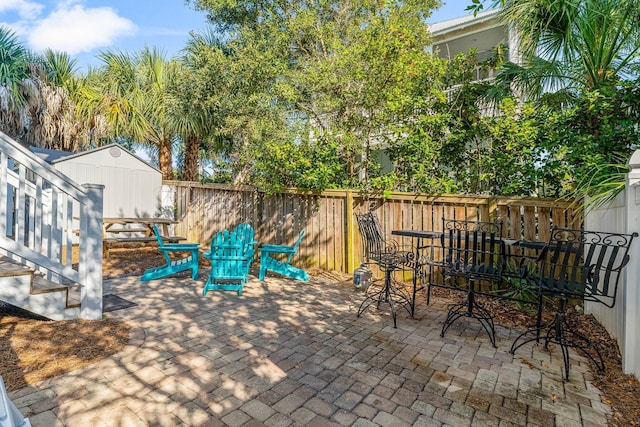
0, 20, 31, 37
0, 0, 44, 20
26, 2, 137, 55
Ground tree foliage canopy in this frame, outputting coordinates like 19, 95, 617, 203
2, 0, 639, 200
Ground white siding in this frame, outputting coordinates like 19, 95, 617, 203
54, 146, 161, 218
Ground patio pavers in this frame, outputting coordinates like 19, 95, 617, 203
10, 273, 611, 426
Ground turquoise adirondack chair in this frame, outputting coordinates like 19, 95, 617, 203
258, 230, 309, 281
141, 225, 200, 281
232, 223, 257, 279
203, 227, 256, 296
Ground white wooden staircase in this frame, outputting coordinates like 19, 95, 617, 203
0, 131, 104, 321
0, 256, 81, 321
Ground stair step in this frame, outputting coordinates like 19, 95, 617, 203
0, 256, 81, 313
32, 276, 80, 308
0, 256, 33, 277
31, 274, 69, 294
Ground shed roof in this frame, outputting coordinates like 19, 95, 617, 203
50, 143, 161, 173
29, 146, 73, 163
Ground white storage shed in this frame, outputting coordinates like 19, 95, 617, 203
30, 144, 163, 218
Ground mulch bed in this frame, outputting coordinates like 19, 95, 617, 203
0, 303, 130, 392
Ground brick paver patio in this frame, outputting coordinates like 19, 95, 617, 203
10, 271, 611, 426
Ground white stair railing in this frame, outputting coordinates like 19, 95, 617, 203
0, 375, 31, 427
0, 131, 104, 320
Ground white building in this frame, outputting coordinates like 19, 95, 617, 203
30, 144, 163, 218
429, 8, 520, 74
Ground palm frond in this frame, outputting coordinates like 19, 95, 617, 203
568, 157, 629, 212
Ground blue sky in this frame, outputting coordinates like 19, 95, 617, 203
1, 0, 473, 73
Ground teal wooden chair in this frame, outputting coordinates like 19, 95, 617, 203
258, 230, 309, 281
203, 227, 256, 296
232, 223, 257, 279
141, 225, 200, 281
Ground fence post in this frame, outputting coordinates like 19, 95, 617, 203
346, 190, 356, 273
488, 197, 498, 222
80, 183, 104, 320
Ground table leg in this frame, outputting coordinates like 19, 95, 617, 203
410, 239, 420, 316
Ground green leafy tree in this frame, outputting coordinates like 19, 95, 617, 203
534, 81, 640, 199
187, 0, 443, 191
498, 0, 640, 199
249, 134, 350, 193
171, 26, 291, 185
386, 48, 541, 196
476, 99, 540, 195
465, 0, 640, 199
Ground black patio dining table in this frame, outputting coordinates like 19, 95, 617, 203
391, 229, 438, 315
394, 226, 525, 345
391, 228, 528, 322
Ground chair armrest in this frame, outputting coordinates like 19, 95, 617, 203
162, 243, 200, 251
502, 249, 545, 280
207, 255, 252, 261
259, 244, 297, 254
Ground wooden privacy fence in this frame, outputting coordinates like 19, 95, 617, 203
166, 181, 582, 274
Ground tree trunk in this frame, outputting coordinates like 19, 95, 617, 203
232, 132, 251, 185
159, 138, 173, 180
182, 135, 200, 182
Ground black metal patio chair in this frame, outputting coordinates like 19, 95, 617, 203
430, 218, 505, 347
510, 227, 637, 380
354, 211, 414, 328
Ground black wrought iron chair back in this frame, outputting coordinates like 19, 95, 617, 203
511, 227, 637, 380
356, 211, 388, 265
542, 228, 633, 306
442, 219, 505, 283
436, 218, 505, 346
354, 211, 413, 328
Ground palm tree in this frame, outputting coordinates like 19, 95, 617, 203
135, 47, 178, 180
490, 0, 640, 204
91, 50, 146, 143
168, 62, 208, 182
90, 48, 176, 179
23, 50, 88, 151
0, 27, 38, 140
0, 29, 104, 150
168, 30, 227, 182
495, 0, 640, 100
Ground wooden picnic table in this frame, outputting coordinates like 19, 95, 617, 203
103, 217, 177, 237
102, 217, 186, 257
